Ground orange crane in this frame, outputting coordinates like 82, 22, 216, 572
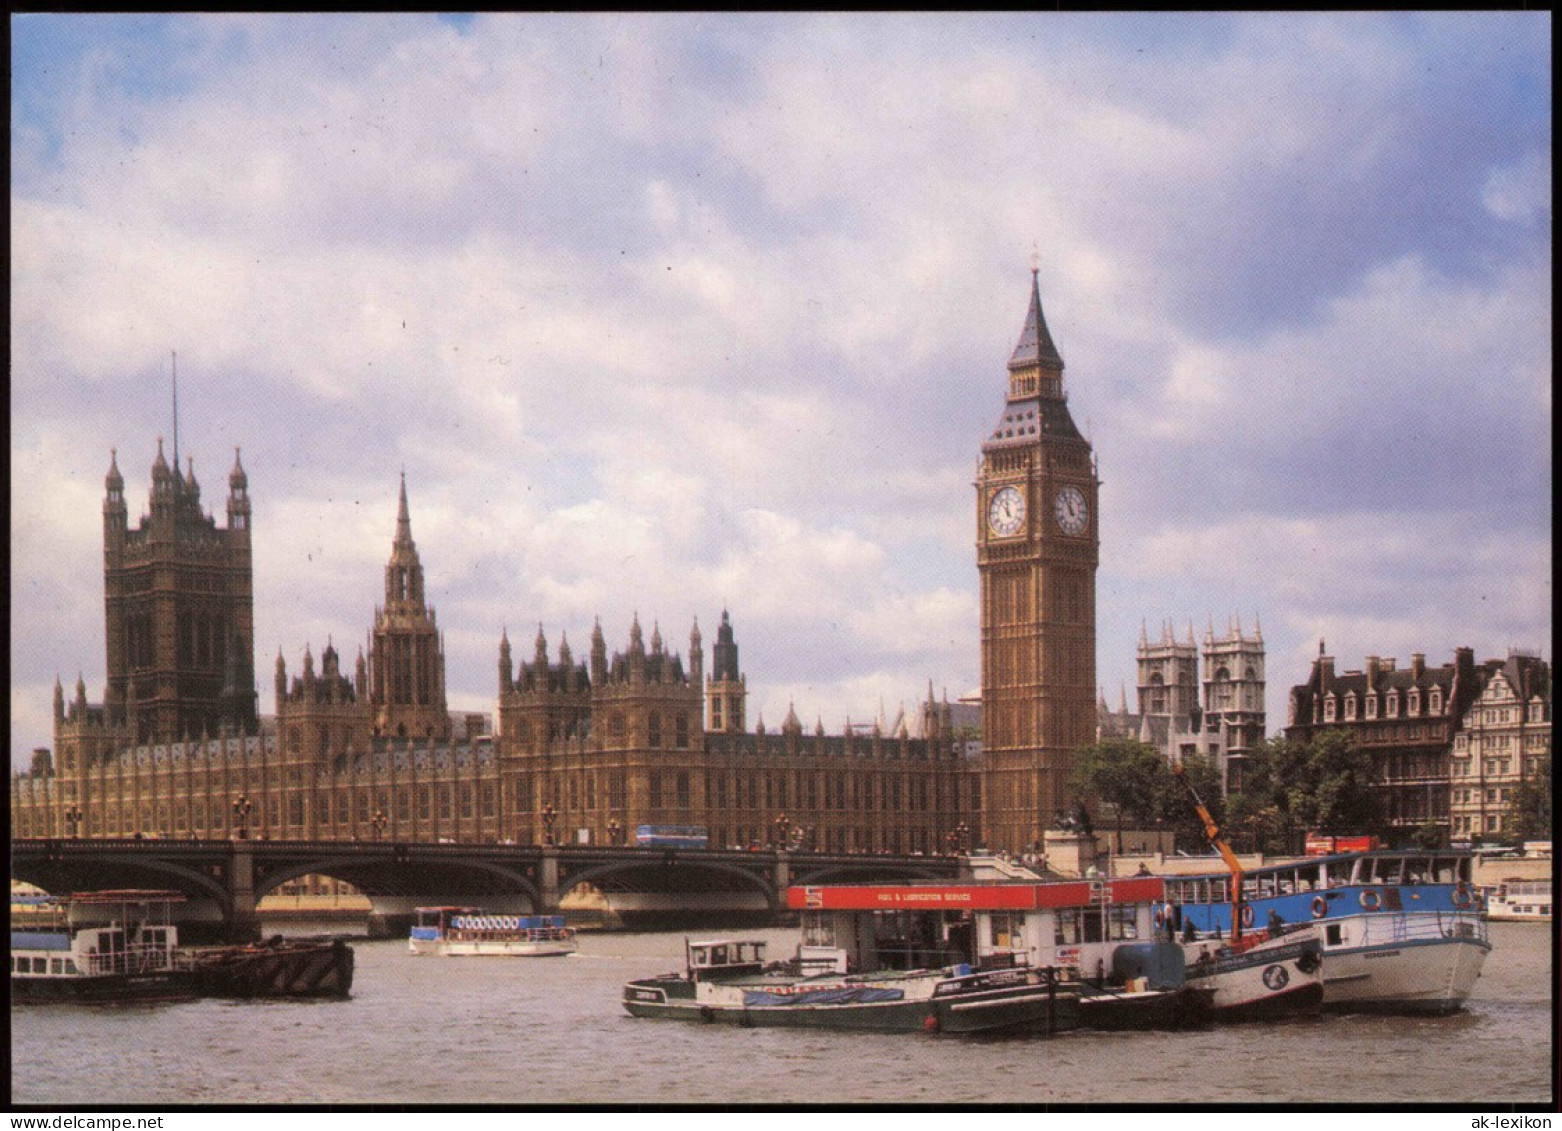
1173, 762, 1246, 940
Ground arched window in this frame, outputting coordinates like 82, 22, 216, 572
648, 712, 662, 748
1324, 694, 1337, 723
675, 713, 689, 748
1344, 693, 1357, 721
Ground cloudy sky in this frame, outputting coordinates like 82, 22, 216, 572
10, 13, 1551, 767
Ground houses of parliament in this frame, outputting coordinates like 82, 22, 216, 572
12, 271, 1100, 856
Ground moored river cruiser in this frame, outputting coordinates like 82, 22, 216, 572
11, 890, 196, 1004
1169, 850, 1490, 1014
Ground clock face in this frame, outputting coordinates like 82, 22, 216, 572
987, 485, 1026, 537
1054, 485, 1089, 535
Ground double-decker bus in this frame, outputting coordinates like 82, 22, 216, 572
634, 824, 709, 849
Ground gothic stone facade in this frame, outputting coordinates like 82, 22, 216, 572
1097, 617, 1266, 794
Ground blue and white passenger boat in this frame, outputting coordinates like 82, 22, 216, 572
409, 907, 578, 957
1167, 851, 1490, 1014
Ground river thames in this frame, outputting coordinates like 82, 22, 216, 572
10, 920, 1554, 1107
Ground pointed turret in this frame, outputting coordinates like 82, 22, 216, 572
499, 627, 513, 692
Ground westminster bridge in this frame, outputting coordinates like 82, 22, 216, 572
10, 837, 961, 942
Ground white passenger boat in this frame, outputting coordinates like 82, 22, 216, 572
409, 907, 577, 957
11, 890, 196, 1003
1484, 878, 1551, 923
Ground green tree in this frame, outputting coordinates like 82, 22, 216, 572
1069, 739, 1167, 852
1301, 729, 1384, 836
1223, 737, 1310, 854
1504, 767, 1553, 844
1226, 732, 1384, 852
1070, 740, 1226, 854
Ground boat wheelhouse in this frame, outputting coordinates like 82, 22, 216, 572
11, 890, 196, 1004
409, 907, 577, 957
1168, 851, 1490, 1014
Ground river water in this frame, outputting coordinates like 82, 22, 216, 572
10, 920, 1554, 1107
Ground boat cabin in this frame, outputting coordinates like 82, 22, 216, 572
786, 879, 1164, 981
685, 939, 768, 981
11, 890, 186, 980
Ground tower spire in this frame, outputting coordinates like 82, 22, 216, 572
1008, 261, 1065, 372
171, 351, 179, 472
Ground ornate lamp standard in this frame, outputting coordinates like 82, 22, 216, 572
371, 809, 388, 843
541, 803, 557, 846
63, 804, 84, 838
607, 816, 623, 847
955, 822, 970, 855
773, 812, 791, 851
231, 795, 253, 840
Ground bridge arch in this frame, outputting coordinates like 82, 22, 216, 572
562, 856, 780, 908
254, 854, 543, 910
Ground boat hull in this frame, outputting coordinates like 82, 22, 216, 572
1321, 932, 1490, 1014
1184, 933, 1325, 1022
189, 938, 355, 998
409, 937, 576, 957
624, 969, 1080, 1035
11, 971, 196, 1005
1078, 985, 1214, 1031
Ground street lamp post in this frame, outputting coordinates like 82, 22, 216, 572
541, 803, 557, 846
372, 809, 388, 842
607, 817, 623, 847
63, 805, 84, 838
956, 822, 970, 855
773, 812, 791, 851
231, 795, 253, 840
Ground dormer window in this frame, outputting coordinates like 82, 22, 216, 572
1386, 691, 1399, 716
1344, 692, 1357, 721
1365, 694, 1378, 720
1429, 688, 1442, 714
1324, 694, 1337, 723
1408, 689, 1421, 715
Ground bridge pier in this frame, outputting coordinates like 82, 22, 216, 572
773, 851, 790, 909
226, 841, 263, 943
539, 846, 560, 913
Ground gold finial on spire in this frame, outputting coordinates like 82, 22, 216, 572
1029, 242, 1040, 274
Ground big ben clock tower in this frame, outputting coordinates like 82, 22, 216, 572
977, 266, 1099, 853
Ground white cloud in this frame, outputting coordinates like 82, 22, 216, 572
9, 14, 1551, 768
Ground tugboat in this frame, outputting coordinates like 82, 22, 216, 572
409, 907, 578, 957
11, 890, 197, 1004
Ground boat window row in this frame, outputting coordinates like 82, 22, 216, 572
1164, 855, 1469, 905
12, 955, 79, 976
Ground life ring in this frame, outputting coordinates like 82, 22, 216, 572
1360, 889, 1381, 911
1311, 895, 1329, 920
923, 1013, 941, 1034
1296, 949, 1322, 975
1240, 904, 1254, 928
1452, 883, 1474, 909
